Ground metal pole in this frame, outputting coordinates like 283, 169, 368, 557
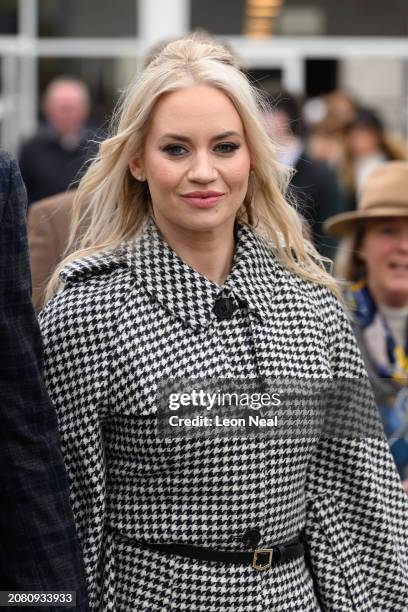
282, 56, 305, 95
402, 59, 408, 139
1, 54, 19, 154
17, 0, 38, 142
138, 0, 190, 49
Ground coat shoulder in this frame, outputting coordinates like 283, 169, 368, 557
251, 230, 345, 322
0, 149, 17, 197
271, 252, 343, 315
29, 190, 75, 218
39, 253, 132, 337
0, 148, 13, 169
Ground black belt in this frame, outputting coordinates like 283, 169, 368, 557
136, 532, 304, 572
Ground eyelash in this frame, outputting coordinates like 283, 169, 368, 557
161, 142, 240, 156
215, 142, 240, 154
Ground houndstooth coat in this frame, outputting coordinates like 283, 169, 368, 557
40, 218, 408, 612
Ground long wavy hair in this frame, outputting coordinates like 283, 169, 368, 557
46, 34, 340, 301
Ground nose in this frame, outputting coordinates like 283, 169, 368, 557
187, 151, 217, 184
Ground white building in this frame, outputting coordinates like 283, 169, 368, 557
1, 0, 407, 153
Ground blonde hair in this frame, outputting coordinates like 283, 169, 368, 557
46, 34, 340, 302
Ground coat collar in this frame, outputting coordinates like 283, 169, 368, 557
61, 217, 282, 329
122, 218, 278, 329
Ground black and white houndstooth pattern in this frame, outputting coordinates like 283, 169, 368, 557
40, 219, 408, 611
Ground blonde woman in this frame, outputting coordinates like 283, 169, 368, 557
40, 36, 408, 611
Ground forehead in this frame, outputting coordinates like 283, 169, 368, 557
148, 84, 245, 137
47, 84, 86, 106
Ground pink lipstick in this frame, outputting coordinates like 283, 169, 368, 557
181, 191, 224, 208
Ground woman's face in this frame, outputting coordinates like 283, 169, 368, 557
129, 84, 251, 238
348, 127, 381, 157
359, 218, 408, 307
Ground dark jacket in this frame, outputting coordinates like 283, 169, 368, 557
0, 150, 89, 611
290, 152, 344, 260
19, 127, 94, 204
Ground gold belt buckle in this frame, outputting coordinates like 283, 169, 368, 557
252, 548, 273, 571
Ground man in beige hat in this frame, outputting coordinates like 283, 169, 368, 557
325, 160, 408, 493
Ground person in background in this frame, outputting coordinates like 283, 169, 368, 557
325, 161, 408, 493
304, 90, 356, 168
0, 149, 89, 609
263, 92, 344, 260
19, 77, 94, 205
28, 190, 90, 313
340, 108, 407, 211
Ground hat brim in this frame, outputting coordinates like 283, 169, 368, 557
324, 207, 408, 239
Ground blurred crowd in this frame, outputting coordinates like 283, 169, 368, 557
1, 30, 408, 604
12, 65, 408, 492
20, 77, 408, 309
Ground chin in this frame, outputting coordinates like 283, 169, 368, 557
385, 286, 408, 305
179, 211, 235, 233
388, 279, 408, 291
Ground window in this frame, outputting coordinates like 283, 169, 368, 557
276, 0, 408, 37
0, 0, 17, 35
191, 0, 408, 38
38, 0, 138, 37
190, 0, 246, 35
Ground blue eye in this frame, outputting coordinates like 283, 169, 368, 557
162, 144, 188, 156
214, 142, 240, 154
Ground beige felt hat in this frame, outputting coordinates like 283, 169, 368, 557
324, 161, 408, 239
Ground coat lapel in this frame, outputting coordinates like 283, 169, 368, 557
60, 216, 281, 330
123, 218, 279, 329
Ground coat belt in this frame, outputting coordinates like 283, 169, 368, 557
133, 530, 305, 572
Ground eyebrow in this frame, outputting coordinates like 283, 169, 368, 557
160, 130, 242, 142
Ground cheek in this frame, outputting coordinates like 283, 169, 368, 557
363, 239, 394, 269
146, 156, 182, 190
227, 159, 251, 189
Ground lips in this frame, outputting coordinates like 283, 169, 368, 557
181, 191, 224, 208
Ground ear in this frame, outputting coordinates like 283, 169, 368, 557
129, 158, 146, 182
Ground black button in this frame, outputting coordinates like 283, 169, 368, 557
242, 528, 261, 547
213, 296, 236, 320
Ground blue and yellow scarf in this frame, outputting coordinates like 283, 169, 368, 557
347, 279, 408, 479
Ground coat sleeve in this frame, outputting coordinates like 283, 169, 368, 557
39, 280, 113, 612
0, 151, 89, 610
305, 294, 408, 612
